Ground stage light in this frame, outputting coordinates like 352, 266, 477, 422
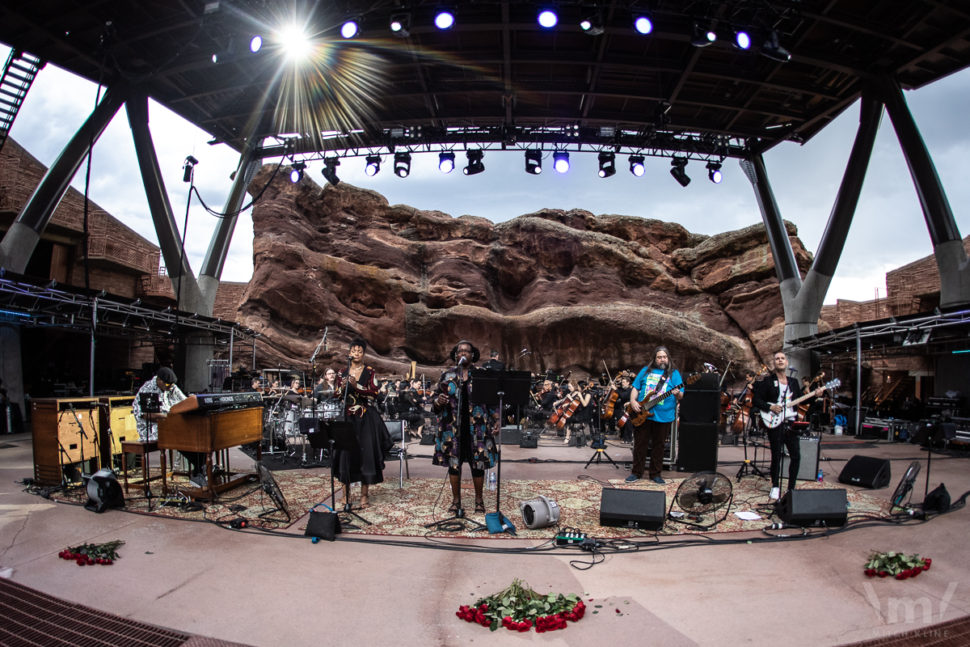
580, 10, 604, 36
463, 149, 484, 175
438, 151, 455, 174
394, 152, 412, 177
434, 9, 455, 30
633, 15, 653, 35
553, 151, 570, 174
597, 152, 616, 178
182, 155, 198, 183
289, 161, 306, 183
365, 155, 381, 176
734, 30, 751, 50
525, 149, 542, 175
322, 157, 340, 186
691, 22, 716, 47
390, 13, 411, 37
538, 9, 558, 29
761, 31, 791, 62
629, 155, 645, 177
340, 20, 360, 39
280, 25, 313, 61
707, 161, 722, 184
249, 35, 262, 53
670, 157, 690, 186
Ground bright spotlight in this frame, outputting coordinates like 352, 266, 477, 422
670, 157, 691, 187
390, 13, 411, 37
734, 30, 751, 50
761, 31, 792, 62
340, 20, 360, 39
580, 11, 604, 36
438, 151, 455, 174
249, 35, 263, 53
280, 25, 313, 61
525, 149, 542, 175
553, 151, 570, 174
322, 157, 340, 186
538, 10, 558, 29
434, 10, 455, 30
289, 161, 306, 183
707, 161, 723, 184
598, 152, 616, 178
463, 150, 484, 175
365, 155, 381, 176
634, 15, 653, 35
394, 152, 412, 178
691, 22, 716, 47
629, 155, 645, 177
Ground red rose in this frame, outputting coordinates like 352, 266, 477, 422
923, 558, 932, 569
895, 572, 907, 580
878, 571, 888, 578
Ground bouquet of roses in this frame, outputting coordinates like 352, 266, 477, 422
456, 578, 586, 633
864, 550, 931, 580
57, 540, 124, 566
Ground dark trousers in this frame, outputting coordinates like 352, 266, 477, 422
768, 423, 800, 490
632, 419, 671, 479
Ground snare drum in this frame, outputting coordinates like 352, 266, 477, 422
321, 399, 344, 421
283, 405, 300, 437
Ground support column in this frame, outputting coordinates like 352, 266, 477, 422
0, 325, 24, 433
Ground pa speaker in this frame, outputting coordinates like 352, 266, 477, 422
777, 489, 847, 527
838, 455, 891, 489
679, 389, 721, 424
780, 434, 821, 481
500, 426, 522, 445
676, 422, 718, 472
599, 488, 665, 530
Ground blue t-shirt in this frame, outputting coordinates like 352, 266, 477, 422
631, 367, 682, 423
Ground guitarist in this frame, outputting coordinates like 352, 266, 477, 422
626, 347, 683, 484
752, 350, 804, 502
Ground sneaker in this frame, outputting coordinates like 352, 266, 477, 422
769, 486, 780, 501
652, 476, 665, 484
624, 474, 639, 482
189, 473, 208, 488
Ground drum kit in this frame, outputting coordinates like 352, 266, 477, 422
262, 393, 344, 465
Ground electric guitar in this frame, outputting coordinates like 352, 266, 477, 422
624, 373, 702, 427
760, 378, 841, 429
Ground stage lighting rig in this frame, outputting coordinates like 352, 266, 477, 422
633, 14, 653, 35
525, 149, 542, 175
463, 150, 484, 175
580, 9, 604, 36
691, 22, 716, 47
322, 157, 340, 186
670, 157, 690, 187
394, 152, 412, 178
390, 13, 411, 37
438, 151, 456, 174
629, 155, 645, 177
761, 30, 792, 62
538, 9, 558, 29
553, 151, 570, 174
365, 155, 381, 176
434, 9, 455, 30
182, 155, 198, 183
289, 161, 306, 183
707, 161, 722, 184
597, 152, 616, 178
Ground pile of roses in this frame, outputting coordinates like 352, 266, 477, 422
864, 550, 931, 580
456, 579, 586, 633
57, 540, 124, 566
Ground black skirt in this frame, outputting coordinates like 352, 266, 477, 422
332, 407, 391, 485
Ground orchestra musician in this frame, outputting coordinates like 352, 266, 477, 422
752, 350, 819, 501
612, 373, 634, 441
561, 381, 592, 445
627, 347, 683, 484
131, 367, 205, 487
431, 340, 498, 515
402, 378, 427, 437
333, 338, 391, 509
481, 349, 506, 371
313, 368, 337, 401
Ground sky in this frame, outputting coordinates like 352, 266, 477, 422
2, 42, 968, 305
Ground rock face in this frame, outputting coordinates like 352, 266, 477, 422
238, 166, 812, 379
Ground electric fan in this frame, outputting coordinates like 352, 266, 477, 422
890, 461, 921, 510
257, 462, 290, 521
668, 471, 733, 530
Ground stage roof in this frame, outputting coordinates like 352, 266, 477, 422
3, 1, 970, 162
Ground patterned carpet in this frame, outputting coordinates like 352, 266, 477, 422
46, 467, 891, 537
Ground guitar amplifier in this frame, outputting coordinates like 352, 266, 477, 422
780, 434, 821, 481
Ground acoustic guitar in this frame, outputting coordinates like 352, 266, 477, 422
759, 378, 841, 429
624, 373, 703, 427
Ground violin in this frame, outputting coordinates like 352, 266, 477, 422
601, 388, 619, 419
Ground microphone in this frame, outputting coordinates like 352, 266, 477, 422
458, 356, 467, 366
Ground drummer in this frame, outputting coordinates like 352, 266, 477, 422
313, 368, 337, 401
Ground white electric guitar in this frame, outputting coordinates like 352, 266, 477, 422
760, 378, 841, 429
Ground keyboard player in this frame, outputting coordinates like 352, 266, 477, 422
132, 367, 207, 487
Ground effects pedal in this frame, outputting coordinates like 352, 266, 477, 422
555, 530, 588, 546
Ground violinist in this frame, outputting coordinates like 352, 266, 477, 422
612, 373, 634, 441
729, 370, 757, 434
402, 379, 427, 436
432, 340, 497, 515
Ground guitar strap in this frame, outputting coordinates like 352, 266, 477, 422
649, 373, 668, 400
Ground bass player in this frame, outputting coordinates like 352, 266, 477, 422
626, 346, 683, 484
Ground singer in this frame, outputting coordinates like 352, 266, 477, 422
333, 338, 392, 509
431, 340, 498, 515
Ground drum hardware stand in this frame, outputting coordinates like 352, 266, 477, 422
584, 433, 619, 469
263, 393, 287, 456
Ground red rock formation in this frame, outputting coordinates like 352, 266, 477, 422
239, 166, 812, 378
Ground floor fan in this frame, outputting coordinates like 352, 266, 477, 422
668, 471, 733, 530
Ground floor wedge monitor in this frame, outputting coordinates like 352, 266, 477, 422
599, 488, 665, 530
838, 455, 891, 489
777, 489, 847, 527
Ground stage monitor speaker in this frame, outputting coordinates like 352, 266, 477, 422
500, 426, 522, 445
384, 420, 405, 442
599, 488, 665, 530
777, 489, 847, 527
838, 455, 891, 489
519, 432, 539, 449
676, 422, 718, 472
679, 389, 720, 424
780, 434, 821, 481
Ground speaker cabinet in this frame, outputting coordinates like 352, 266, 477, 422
31, 397, 102, 485
599, 488, 665, 530
777, 489, 847, 527
780, 434, 821, 481
676, 422, 718, 472
838, 455, 891, 489
499, 426, 522, 445
384, 420, 405, 442
679, 389, 720, 424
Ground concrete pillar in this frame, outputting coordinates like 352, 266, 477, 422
0, 325, 24, 432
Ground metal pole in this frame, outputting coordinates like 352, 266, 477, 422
855, 329, 862, 435
229, 328, 234, 384
89, 297, 97, 397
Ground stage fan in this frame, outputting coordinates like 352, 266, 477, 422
257, 462, 290, 521
668, 471, 733, 530
890, 461, 921, 510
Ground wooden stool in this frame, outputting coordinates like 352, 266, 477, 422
120, 440, 158, 496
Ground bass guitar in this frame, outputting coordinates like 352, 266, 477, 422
760, 378, 841, 428
624, 373, 702, 427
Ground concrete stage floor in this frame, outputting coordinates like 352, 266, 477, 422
1, 428, 968, 646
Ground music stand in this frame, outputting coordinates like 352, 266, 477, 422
311, 420, 371, 529
469, 369, 531, 533
736, 414, 768, 482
